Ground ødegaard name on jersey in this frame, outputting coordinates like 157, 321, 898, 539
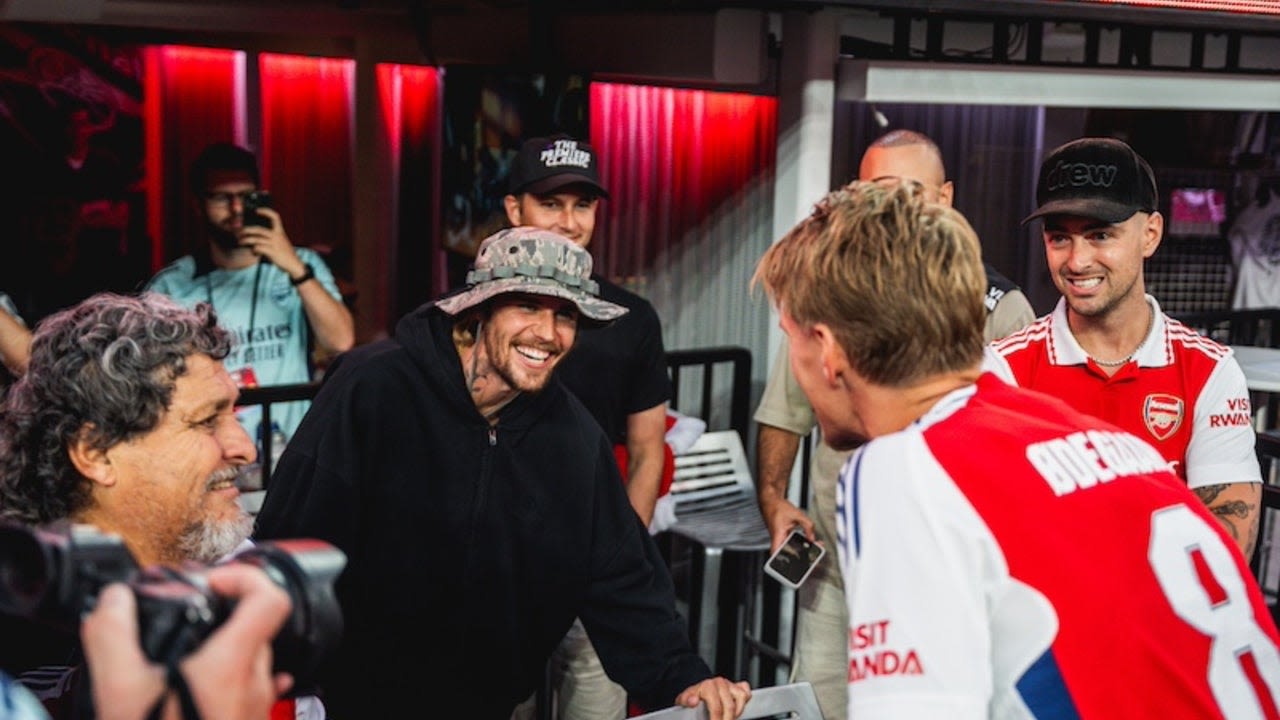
1026, 429, 1170, 497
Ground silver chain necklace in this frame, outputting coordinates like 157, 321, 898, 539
1090, 353, 1134, 368
1088, 308, 1154, 368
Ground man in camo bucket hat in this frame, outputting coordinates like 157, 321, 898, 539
435, 226, 627, 322
256, 225, 752, 719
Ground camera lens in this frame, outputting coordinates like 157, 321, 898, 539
0, 521, 344, 697
232, 539, 345, 694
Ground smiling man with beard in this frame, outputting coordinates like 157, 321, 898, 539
255, 227, 752, 720
0, 292, 254, 566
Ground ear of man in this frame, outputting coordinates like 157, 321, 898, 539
812, 322, 850, 389
1141, 211, 1165, 260
938, 180, 955, 207
503, 195, 521, 226
67, 425, 116, 487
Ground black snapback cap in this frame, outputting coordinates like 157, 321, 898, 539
507, 135, 609, 198
1023, 137, 1157, 225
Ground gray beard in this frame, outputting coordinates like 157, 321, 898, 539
177, 508, 254, 564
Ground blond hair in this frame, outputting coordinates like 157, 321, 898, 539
753, 181, 985, 387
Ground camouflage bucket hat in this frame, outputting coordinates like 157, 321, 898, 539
434, 227, 628, 322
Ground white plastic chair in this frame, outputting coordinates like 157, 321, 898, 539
667, 430, 772, 670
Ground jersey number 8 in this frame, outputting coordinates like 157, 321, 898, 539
1149, 505, 1280, 718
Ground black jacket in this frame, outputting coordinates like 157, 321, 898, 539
255, 304, 710, 718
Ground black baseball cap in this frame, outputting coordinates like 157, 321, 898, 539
1022, 137, 1158, 225
507, 135, 610, 198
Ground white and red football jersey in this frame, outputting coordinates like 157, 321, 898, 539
836, 375, 1280, 719
984, 296, 1261, 490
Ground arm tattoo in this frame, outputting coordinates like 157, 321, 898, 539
1243, 509, 1260, 559
1192, 483, 1259, 558
1192, 483, 1226, 507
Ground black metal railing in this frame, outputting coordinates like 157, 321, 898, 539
1251, 430, 1280, 626
667, 346, 753, 440
1174, 308, 1280, 348
664, 346, 784, 685
237, 382, 320, 489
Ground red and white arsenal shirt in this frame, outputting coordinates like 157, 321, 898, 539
836, 375, 1280, 719
984, 296, 1261, 490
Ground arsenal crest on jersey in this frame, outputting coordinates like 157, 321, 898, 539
1143, 393, 1184, 441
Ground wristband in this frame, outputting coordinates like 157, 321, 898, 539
290, 263, 316, 286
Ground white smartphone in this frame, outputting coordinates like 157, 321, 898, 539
763, 528, 826, 589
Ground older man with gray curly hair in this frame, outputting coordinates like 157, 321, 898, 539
0, 291, 256, 566
0, 292, 327, 720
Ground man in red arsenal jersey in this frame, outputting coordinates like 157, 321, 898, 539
986, 137, 1262, 558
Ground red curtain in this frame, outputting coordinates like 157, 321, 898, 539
259, 53, 355, 274
378, 63, 442, 319
145, 49, 356, 281
147, 55, 782, 334
589, 82, 778, 279
145, 45, 241, 268
588, 81, 778, 360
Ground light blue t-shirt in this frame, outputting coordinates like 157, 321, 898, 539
145, 248, 342, 444
0, 293, 24, 326
0, 672, 48, 720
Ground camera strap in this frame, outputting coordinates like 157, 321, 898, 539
143, 659, 203, 720
205, 259, 264, 347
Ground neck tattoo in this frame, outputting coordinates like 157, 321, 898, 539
467, 342, 485, 393
1089, 307, 1154, 368
465, 328, 518, 423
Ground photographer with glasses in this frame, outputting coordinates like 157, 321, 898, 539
144, 142, 354, 449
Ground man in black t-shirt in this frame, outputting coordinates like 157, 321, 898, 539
503, 135, 672, 720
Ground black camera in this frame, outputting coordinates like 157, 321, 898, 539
0, 521, 344, 695
242, 190, 272, 228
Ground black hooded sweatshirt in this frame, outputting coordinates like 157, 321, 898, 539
254, 303, 711, 718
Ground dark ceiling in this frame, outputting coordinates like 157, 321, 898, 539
3, 0, 1276, 75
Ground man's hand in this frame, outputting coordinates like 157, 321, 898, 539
761, 495, 815, 554
81, 564, 294, 720
238, 207, 308, 278
239, 205, 355, 354
674, 677, 752, 720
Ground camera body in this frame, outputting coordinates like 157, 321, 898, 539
0, 521, 344, 695
242, 190, 273, 228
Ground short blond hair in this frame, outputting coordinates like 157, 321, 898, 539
753, 181, 985, 387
